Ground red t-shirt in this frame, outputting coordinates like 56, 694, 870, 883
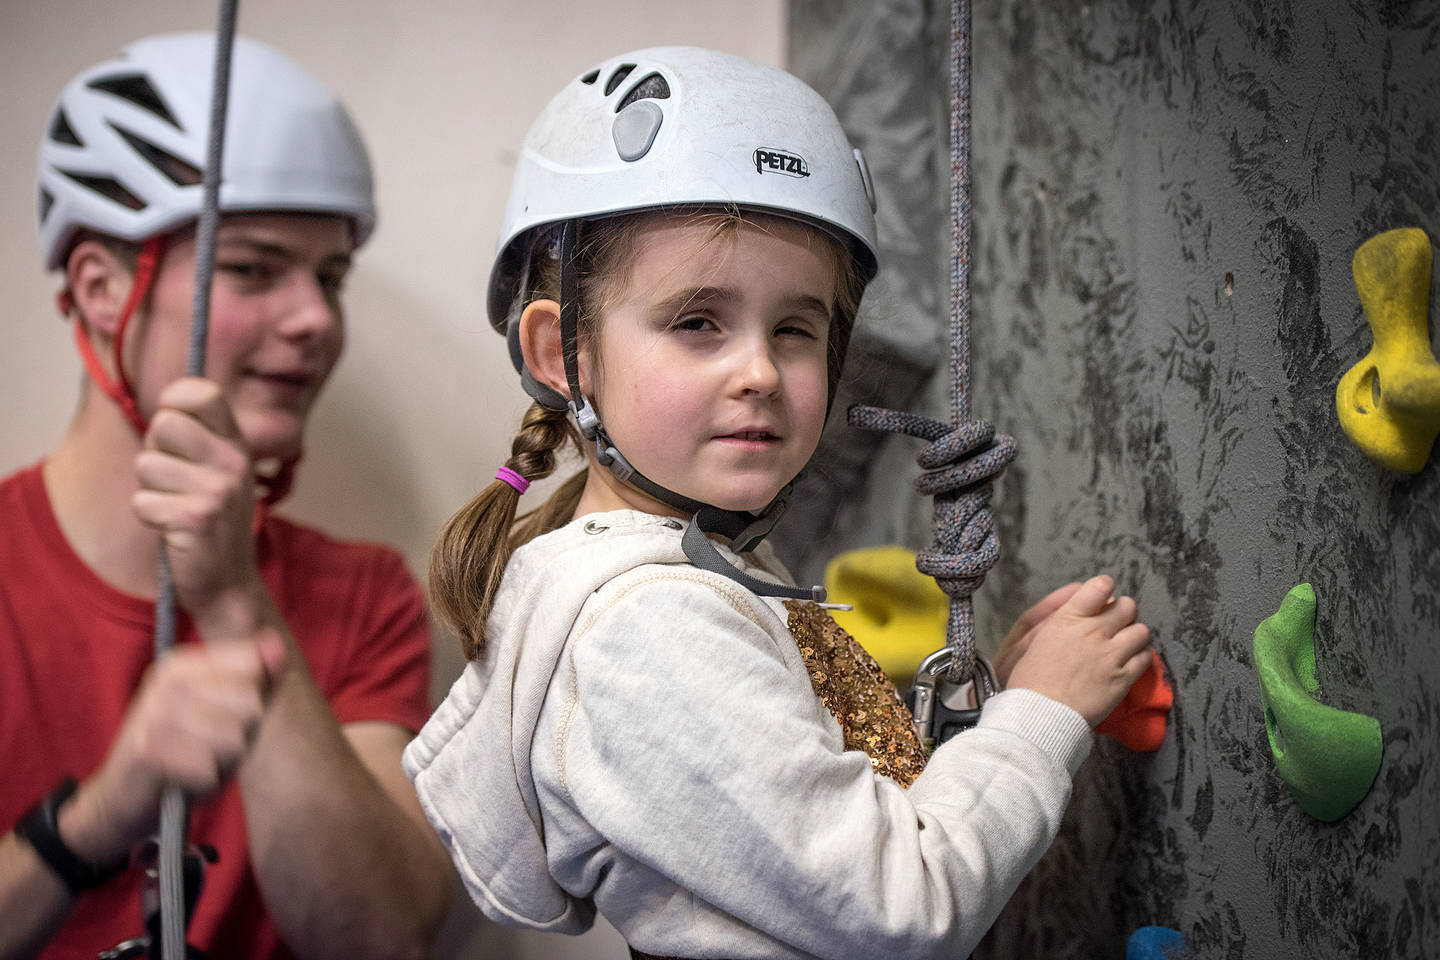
0, 462, 432, 959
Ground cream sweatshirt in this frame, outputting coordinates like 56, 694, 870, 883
404, 509, 1092, 959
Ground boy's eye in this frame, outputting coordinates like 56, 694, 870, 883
219, 261, 278, 284
318, 271, 348, 295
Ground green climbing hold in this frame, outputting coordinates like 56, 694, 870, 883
1252, 583, 1383, 821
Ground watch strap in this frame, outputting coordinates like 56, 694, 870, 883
15, 777, 127, 894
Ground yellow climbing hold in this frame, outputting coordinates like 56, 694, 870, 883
1336, 227, 1440, 473
823, 546, 948, 685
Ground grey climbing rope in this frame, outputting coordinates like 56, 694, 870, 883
154, 3, 239, 957
849, 0, 1014, 694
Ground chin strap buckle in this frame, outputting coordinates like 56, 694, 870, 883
726, 487, 792, 554
571, 394, 603, 442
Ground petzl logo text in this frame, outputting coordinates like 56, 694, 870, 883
753, 148, 811, 178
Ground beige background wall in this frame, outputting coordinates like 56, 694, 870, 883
0, 2, 784, 956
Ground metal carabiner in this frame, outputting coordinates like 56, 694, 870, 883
909, 646, 998, 753
99, 841, 215, 960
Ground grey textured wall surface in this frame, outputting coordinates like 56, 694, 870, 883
790, 2, 1440, 958
779, 0, 949, 575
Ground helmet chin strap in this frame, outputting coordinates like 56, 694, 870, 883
543, 220, 826, 603
67, 234, 168, 435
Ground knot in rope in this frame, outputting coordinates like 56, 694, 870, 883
849, 403, 1015, 686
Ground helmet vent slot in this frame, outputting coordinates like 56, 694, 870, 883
86, 73, 181, 129
49, 110, 84, 147
38, 188, 54, 223
57, 170, 147, 211
109, 123, 203, 186
580, 69, 600, 85
616, 73, 670, 112
604, 63, 636, 96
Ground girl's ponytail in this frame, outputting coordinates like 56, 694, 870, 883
430, 401, 582, 659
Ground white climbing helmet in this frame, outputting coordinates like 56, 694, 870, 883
37, 32, 375, 270
487, 45, 880, 330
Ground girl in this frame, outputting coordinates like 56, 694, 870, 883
404, 46, 1153, 959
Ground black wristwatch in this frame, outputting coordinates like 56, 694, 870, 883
15, 777, 128, 894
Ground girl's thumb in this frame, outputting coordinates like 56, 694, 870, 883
1063, 574, 1115, 616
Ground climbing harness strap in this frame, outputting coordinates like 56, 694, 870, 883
851, 0, 1014, 722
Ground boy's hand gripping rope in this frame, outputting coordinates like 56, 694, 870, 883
849, 0, 1014, 696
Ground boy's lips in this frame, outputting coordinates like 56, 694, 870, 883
245, 367, 324, 397
247, 367, 321, 387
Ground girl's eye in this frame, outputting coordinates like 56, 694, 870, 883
776, 322, 820, 340
671, 314, 715, 332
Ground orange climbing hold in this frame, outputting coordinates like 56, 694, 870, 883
1096, 650, 1172, 751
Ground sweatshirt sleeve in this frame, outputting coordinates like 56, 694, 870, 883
557, 571, 1091, 959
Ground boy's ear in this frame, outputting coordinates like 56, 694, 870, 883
66, 239, 134, 336
518, 298, 583, 396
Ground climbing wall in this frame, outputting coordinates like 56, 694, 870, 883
787, 1, 1440, 957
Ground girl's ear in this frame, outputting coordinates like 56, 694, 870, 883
65, 239, 133, 337
518, 299, 571, 396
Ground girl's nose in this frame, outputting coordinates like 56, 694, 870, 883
736, 339, 781, 397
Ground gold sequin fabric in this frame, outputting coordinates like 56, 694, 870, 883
784, 600, 928, 788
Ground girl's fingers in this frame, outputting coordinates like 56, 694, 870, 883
1097, 594, 1139, 631
1015, 581, 1084, 635
1112, 621, 1152, 657
1120, 645, 1155, 681
1060, 574, 1115, 617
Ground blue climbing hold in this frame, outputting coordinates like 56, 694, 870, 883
1127, 926, 1195, 960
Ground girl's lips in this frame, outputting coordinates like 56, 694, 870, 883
714, 431, 781, 449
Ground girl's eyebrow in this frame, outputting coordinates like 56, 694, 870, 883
650, 285, 830, 318
650, 285, 740, 316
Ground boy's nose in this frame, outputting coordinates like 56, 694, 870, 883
276, 274, 342, 343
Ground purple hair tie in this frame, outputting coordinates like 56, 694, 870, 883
495, 466, 530, 495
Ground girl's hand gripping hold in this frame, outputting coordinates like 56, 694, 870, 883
992, 580, 1084, 686
1005, 575, 1153, 726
